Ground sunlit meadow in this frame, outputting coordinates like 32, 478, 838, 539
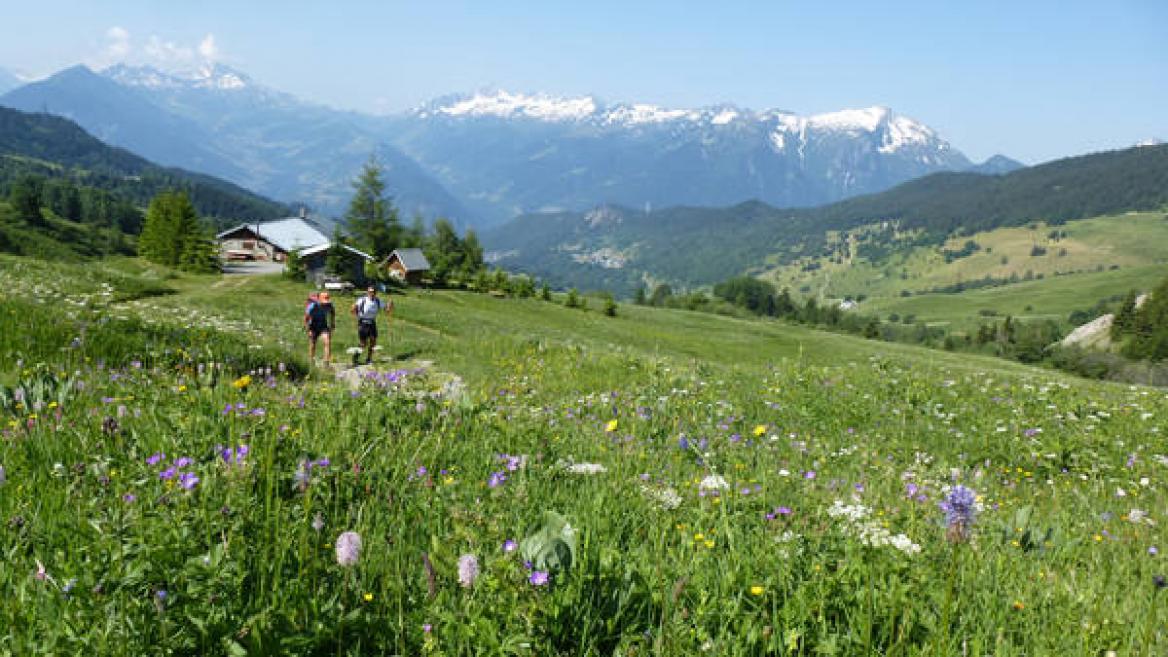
1, 256, 1165, 655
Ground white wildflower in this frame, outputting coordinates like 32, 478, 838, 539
565, 462, 607, 475
641, 484, 683, 510
457, 554, 480, 588
699, 475, 730, 492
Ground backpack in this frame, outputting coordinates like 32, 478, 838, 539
357, 297, 382, 318
308, 301, 331, 325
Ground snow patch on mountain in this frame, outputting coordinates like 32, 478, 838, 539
879, 114, 939, 153
102, 62, 252, 92
710, 109, 739, 125
808, 106, 888, 132
604, 103, 700, 125
437, 90, 597, 120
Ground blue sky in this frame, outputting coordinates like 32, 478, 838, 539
0, 0, 1164, 163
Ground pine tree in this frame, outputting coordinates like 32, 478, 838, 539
326, 226, 356, 276
424, 218, 463, 284
402, 215, 426, 248
461, 229, 484, 278
138, 191, 213, 271
602, 292, 618, 317
10, 176, 44, 225
284, 249, 306, 280
1112, 290, 1138, 339
345, 157, 400, 258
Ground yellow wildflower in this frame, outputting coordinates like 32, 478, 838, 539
363, 593, 374, 602
605, 419, 618, 433
750, 585, 764, 596
752, 425, 767, 437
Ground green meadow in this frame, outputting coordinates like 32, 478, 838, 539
761, 211, 1168, 331
1, 256, 1166, 655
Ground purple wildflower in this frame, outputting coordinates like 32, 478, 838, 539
528, 570, 550, 586
159, 467, 176, 481
502, 539, 518, 553
804, 470, 817, 480
173, 457, 192, 468
488, 472, 507, 488
122, 493, 136, 503
314, 457, 330, 468
940, 485, 979, 541
1151, 546, 1159, 556
178, 472, 199, 490
146, 453, 165, 466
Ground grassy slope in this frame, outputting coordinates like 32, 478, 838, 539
2, 257, 1166, 654
761, 211, 1168, 330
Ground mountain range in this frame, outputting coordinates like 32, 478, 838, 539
0, 63, 1021, 227
482, 143, 1168, 295
386, 91, 1021, 224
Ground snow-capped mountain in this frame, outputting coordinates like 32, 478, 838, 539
1, 63, 1011, 227
415, 90, 947, 155
384, 90, 981, 223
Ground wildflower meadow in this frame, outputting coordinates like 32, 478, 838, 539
1, 256, 1165, 655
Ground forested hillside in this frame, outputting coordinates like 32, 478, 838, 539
0, 106, 288, 224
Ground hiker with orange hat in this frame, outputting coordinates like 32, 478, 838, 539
305, 291, 336, 365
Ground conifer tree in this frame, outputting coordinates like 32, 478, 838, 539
345, 157, 400, 258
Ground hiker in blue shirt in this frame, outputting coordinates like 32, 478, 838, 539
351, 285, 393, 365
305, 291, 335, 366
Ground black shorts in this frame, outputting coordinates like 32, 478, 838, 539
308, 324, 331, 340
358, 319, 377, 341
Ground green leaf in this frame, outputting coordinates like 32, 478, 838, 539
519, 511, 578, 573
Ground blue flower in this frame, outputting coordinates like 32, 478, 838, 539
940, 485, 979, 541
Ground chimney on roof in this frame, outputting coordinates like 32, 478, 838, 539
299, 206, 307, 220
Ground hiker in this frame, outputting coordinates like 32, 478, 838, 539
351, 285, 393, 365
305, 291, 335, 365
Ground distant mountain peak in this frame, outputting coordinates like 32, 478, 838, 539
102, 62, 251, 91
967, 154, 1026, 175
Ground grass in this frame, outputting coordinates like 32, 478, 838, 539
1, 256, 1166, 655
